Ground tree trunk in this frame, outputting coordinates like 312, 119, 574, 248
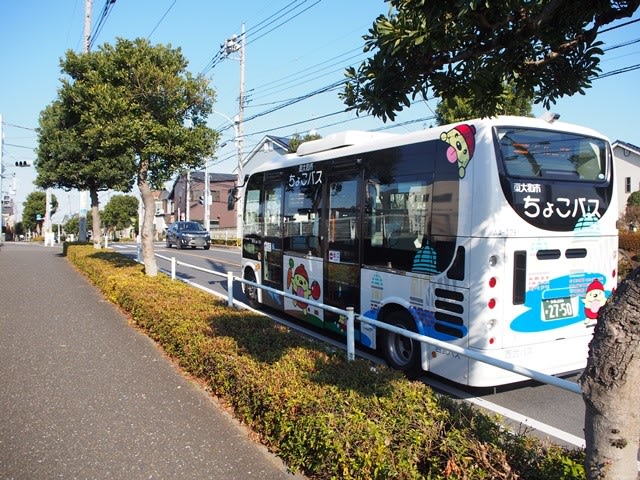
138, 178, 158, 277
579, 267, 640, 480
90, 187, 102, 248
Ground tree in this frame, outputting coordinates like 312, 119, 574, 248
22, 191, 58, 235
102, 194, 138, 239
287, 132, 322, 153
621, 191, 640, 230
44, 38, 218, 275
343, 2, 640, 478
579, 269, 640, 480
626, 190, 640, 207
435, 81, 533, 125
63, 216, 79, 236
342, 0, 640, 121
36, 88, 135, 248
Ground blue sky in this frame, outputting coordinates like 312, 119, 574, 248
1, 0, 639, 222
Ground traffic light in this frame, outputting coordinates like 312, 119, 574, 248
15, 161, 31, 167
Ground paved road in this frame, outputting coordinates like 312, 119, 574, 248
0, 242, 305, 480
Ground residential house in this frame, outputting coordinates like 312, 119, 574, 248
613, 140, 640, 220
241, 135, 290, 177
169, 171, 237, 230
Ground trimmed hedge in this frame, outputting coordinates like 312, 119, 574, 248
619, 232, 640, 253
66, 245, 586, 479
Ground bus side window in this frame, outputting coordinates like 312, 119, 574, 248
283, 181, 322, 256
244, 187, 262, 237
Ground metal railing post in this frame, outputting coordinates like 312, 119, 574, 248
227, 271, 234, 307
346, 307, 355, 362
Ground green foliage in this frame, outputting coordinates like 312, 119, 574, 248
627, 191, 640, 206
102, 194, 138, 231
287, 132, 322, 153
63, 211, 93, 236
21, 191, 58, 233
39, 38, 219, 272
435, 81, 533, 125
72, 38, 219, 189
66, 244, 587, 479
342, 0, 638, 121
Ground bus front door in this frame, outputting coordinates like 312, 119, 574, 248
323, 169, 361, 334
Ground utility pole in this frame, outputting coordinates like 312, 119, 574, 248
185, 170, 191, 221
223, 24, 245, 241
44, 188, 54, 246
203, 161, 210, 232
78, 0, 92, 242
0, 113, 4, 242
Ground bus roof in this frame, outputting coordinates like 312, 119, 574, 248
296, 130, 398, 156
249, 115, 610, 176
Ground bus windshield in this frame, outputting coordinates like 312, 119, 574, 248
496, 127, 608, 182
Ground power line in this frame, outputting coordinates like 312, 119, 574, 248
243, 0, 309, 39
200, 0, 322, 75
595, 63, 640, 79
599, 17, 640, 34
247, 48, 366, 102
4, 143, 34, 150
1, 122, 36, 131
89, 0, 117, 49
147, 0, 177, 39
245, 0, 321, 47
603, 36, 640, 52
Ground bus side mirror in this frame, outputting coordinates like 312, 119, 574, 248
227, 188, 238, 211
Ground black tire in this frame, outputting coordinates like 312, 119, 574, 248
243, 269, 260, 308
204, 245, 210, 250
381, 310, 421, 373
166, 239, 171, 248
178, 240, 185, 250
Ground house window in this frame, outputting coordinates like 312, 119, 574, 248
211, 190, 221, 202
625, 177, 631, 193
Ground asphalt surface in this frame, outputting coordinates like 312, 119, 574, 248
0, 242, 306, 480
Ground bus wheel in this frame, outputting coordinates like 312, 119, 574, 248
243, 269, 259, 308
381, 310, 420, 374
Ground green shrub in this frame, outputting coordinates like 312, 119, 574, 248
66, 244, 586, 480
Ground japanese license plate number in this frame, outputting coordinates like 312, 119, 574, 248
542, 297, 574, 321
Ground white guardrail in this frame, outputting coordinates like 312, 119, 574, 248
150, 249, 582, 395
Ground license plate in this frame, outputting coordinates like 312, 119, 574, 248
542, 297, 574, 321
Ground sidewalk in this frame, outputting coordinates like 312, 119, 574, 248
0, 242, 305, 479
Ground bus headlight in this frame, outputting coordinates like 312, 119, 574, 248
488, 255, 498, 267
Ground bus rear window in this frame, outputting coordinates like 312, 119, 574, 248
496, 127, 607, 182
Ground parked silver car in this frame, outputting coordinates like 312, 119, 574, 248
165, 221, 210, 250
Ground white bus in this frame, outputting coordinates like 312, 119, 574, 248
237, 116, 618, 387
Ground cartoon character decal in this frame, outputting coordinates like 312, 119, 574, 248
440, 123, 476, 178
583, 278, 606, 319
510, 273, 611, 332
286, 259, 321, 316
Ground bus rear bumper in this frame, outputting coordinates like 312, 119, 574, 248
424, 333, 592, 388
